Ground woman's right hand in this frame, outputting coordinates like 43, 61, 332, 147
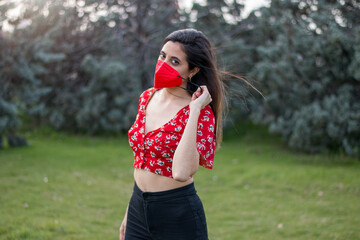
119, 217, 126, 240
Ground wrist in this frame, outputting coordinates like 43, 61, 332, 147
189, 106, 201, 115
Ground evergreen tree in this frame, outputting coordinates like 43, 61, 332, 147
231, 0, 360, 156
1, 0, 187, 135
1, 0, 358, 156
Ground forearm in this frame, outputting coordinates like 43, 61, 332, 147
172, 107, 201, 181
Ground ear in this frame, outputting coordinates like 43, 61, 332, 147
190, 67, 200, 78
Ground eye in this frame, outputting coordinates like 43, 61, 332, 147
171, 59, 179, 65
159, 52, 165, 59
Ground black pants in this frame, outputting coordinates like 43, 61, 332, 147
125, 181, 209, 240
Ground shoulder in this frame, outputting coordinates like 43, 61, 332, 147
197, 104, 216, 134
199, 105, 215, 122
138, 87, 156, 105
139, 87, 156, 99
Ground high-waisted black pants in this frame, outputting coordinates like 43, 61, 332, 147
125, 181, 209, 240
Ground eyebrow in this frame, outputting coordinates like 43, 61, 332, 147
160, 50, 182, 63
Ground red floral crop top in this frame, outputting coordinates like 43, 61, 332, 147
128, 88, 216, 178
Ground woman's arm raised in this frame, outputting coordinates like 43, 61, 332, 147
172, 86, 212, 181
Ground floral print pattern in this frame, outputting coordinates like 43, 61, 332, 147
128, 88, 216, 178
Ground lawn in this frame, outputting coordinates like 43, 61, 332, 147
0, 124, 359, 240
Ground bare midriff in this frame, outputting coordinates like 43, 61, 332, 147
134, 168, 193, 192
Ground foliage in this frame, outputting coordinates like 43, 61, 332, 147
220, 0, 360, 156
0, 0, 359, 156
0, 0, 184, 134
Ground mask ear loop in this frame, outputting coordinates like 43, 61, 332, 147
177, 76, 203, 94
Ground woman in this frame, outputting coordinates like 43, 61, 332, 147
120, 29, 225, 240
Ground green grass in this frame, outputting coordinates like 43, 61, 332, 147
0, 125, 359, 240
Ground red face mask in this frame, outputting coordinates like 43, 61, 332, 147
154, 60, 202, 93
154, 60, 183, 89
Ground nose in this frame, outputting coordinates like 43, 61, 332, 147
156, 59, 165, 72
163, 59, 171, 66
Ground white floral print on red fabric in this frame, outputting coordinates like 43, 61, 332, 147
128, 88, 216, 178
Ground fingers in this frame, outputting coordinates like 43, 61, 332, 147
191, 87, 201, 100
190, 85, 212, 110
195, 87, 202, 97
192, 85, 211, 97
196, 85, 207, 95
119, 223, 126, 240
202, 86, 212, 105
200, 85, 212, 102
120, 229, 125, 240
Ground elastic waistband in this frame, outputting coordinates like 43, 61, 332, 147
133, 181, 197, 200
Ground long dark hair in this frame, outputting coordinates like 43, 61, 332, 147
163, 29, 225, 149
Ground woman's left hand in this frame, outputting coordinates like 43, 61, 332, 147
189, 85, 212, 111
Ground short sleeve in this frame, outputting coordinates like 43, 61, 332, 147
196, 105, 216, 169
138, 88, 154, 112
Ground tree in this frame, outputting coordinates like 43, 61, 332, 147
234, 0, 360, 156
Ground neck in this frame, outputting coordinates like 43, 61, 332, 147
160, 87, 191, 101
